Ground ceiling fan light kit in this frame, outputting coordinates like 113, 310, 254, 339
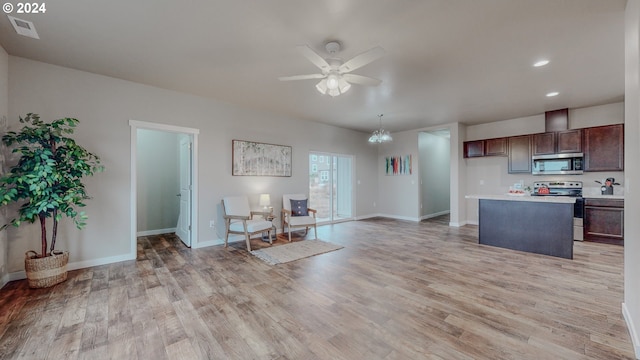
368, 114, 393, 143
279, 41, 385, 97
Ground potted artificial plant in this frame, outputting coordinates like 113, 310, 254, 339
0, 113, 103, 288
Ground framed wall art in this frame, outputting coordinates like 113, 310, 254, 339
385, 155, 412, 175
232, 139, 292, 176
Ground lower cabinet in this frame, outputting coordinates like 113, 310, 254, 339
584, 198, 624, 245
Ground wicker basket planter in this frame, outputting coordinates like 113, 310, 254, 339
24, 251, 69, 288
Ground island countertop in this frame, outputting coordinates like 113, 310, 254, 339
466, 194, 577, 203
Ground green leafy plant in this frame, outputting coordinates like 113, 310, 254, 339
0, 113, 103, 257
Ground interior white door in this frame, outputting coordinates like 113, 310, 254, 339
176, 136, 192, 247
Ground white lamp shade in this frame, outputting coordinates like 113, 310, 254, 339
338, 78, 351, 93
315, 79, 328, 94
259, 194, 271, 207
326, 74, 340, 90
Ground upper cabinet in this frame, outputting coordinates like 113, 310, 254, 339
485, 137, 507, 156
584, 124, 624, 172
532, 132, 556, 155
463, 140, 484, 158
508, 135, 532, 174
533, 129, 582, 156
556, 129, 583, 153
545, 109, 569, 132
464, 122, 622, 174
463, 137, 507, 158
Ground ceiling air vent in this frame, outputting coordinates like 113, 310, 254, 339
7, 16, 39, 39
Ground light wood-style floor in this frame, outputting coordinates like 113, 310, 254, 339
0, 216, 634, 359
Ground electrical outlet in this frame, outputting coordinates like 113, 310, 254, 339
209, 220, 215, 228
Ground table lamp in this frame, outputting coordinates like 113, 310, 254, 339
259, 193, 271, 213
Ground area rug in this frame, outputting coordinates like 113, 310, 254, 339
250, 240, 343, 265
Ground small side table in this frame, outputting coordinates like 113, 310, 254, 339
262, 214, 277, 242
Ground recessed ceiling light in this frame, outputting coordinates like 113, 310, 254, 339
534, 60, 550, 67
546, 91, 559, 97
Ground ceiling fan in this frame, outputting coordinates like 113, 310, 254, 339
278, 41, 385, 97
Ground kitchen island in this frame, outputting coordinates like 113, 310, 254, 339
466, 195, 576, 259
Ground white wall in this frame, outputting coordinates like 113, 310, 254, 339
0, 44, 8, 285
136, 129, 180, 233
6, 56, 378, 274
418, 132, 450, 218
464, 102, 625, 224
375, 122, 464, 226
466, 114, 544, 141
624, 0, 640, 357
376, 131, 420, 221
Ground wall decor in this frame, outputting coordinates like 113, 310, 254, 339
232, 139, 292, 176
385, 155, 412, 175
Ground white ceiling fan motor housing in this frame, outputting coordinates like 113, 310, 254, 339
325, 41, 341, 54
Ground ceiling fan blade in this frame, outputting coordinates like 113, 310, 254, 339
278, 73, 326, 81
342, 74, 382, 86
297, 45, 331, 71
339, 46, 385, 73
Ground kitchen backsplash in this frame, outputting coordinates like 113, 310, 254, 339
582, 185, 624, 197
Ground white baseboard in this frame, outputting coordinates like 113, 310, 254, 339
136, 227, 177, 236
1, 273, 9, 288
420, 210, 451, 220
70, 252, 136, 271
460, 220, 477, 226
622, 302, 640, 359
357, 213, 450, 223
195, 229, 283, 249
378, 214, 421, 222
193, 238, 224, 249
355, 213, 382, 220
6, 252, 137, 282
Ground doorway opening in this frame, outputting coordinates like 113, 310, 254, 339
309, 152, 355, 224
129, 120, 199, 256
418, 130, 451, 220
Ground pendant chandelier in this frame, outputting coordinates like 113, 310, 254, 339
368, 114, 392, 143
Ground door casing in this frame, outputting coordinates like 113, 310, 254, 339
129, 120, 199, 257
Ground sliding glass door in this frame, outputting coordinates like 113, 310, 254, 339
309, 152, 354, 224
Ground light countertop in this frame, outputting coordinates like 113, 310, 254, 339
582, 194, 625, 200
465, 194, 577, 203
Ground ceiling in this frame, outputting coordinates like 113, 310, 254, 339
0, 0, 627, 134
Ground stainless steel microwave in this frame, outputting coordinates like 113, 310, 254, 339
532, 153, 584, 175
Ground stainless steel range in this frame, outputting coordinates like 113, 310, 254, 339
532, 181, 584, 241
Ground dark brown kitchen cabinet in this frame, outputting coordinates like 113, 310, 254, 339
584, 124, 624, 171
545, 108, 569, 132
508, 135, 532, 173
532, 129, 582, 156
584, 198, 624, 245
484, 137, 507, 156
463, 140, 484, 158
533, 132, 556, 155
556, 129, 582, 153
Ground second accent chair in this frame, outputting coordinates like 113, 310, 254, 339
282, 194, 317, 242
222, 196, 273, 251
